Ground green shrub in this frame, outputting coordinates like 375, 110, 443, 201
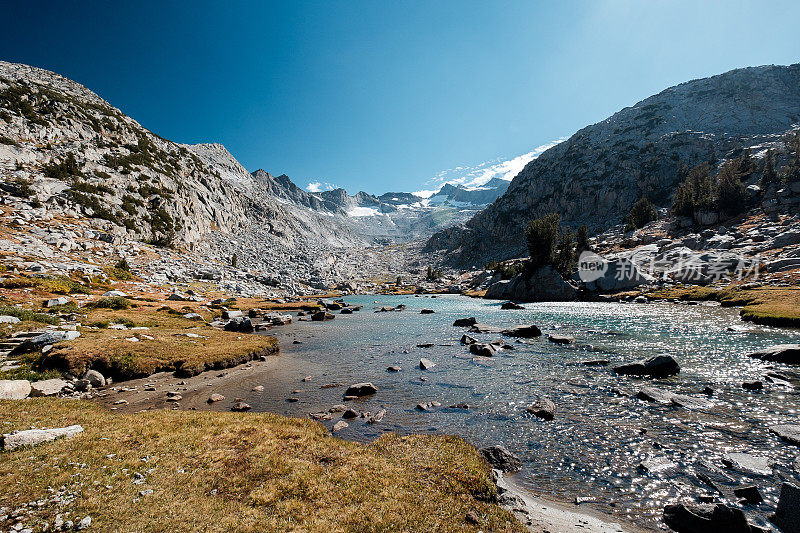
87, 297, 131, 310
43, 153, 83, 180
0, 305, 60, 325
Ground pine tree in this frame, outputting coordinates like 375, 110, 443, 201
625, 198, 657, 232
760, 149, 778, 187
525, 213, 560, 268
716, 162, 748, 217
554, 230, 576, 277
576, 224, 590, 253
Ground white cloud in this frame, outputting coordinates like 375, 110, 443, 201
306, 181, 337, 192
418, 139, 565, 193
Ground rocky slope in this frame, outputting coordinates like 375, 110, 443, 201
427, 63, 800, 266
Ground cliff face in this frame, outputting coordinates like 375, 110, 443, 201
425, 64, 800, 266
0, 61, 251, 248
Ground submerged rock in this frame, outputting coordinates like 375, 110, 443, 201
479, 445, 521, 473
722, 453, 773, 476
614, 355, 680, 378
548, 334, 575, 345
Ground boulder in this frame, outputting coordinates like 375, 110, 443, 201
722, 452, 773, 476
0, 315, 21, 324
1, 425, 84, 451
16, 330, 80, 353
770, 424, 800, 446
419, 358, 436, 370
733, 485, 762, 504
501, 324, 542, 338
460, 334, 478, 345
614, 355, 680, 378
0, 379, 31, 400
500, 301, 524, 310
663, 503, 751, 533
44, 296, 71, 307
345, 382, 377, 396
416, 401, 441, 411
222, 309, 244, 319
207, 393, 225, 403
485, 266, 576, 302
453, 317, 477, 327
478, 445, 521, 473
583, 253, 654, 292
526, 398, 555, 420
29, 379, 67, 397
747, 344, 800, 365
311, 311, 335, 322
468, 323, 498, 333
420, 309, 435, 314
742, 380, 763, 391
231, 401, 251, 411
332, 420, 349, 432
387, 366, 402, 372
636, 387, 675, 404
224, 317, 254, 332
342, 408, 359, 419
548, 334, 575, 345
83, 370, 106, 388
103, 290, 128, 297
469, 343, 496, 357
772, 483, 800, 533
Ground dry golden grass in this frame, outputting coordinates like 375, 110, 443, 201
43, 307, 278, 379
0, 399, 522, 532
648, 284, 800, 327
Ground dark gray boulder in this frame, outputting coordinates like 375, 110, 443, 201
485, 266, 576, 302
453, 317, 477, 327
469, 343, 496, 357
614, 355, 680, 378
662, 503, 752, 533
747, 344, 800, 365
501, 324, 542, 338
478, 445, 522, 473
526, 398, 555, 420
772, 483, 800, 533
311, 311, 335, 321
548, 334, 575, 345
344, 382, 377, 396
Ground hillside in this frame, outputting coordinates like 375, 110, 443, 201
426, 63, 800, 266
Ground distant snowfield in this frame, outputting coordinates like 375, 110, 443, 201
347, 206, 381, 217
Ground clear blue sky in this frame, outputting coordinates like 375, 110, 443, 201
3, 1, 800, 194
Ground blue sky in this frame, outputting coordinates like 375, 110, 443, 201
3, 1, 800, 195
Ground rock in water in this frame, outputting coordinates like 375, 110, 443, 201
614, 355, 680, 377
770, 424, 800, 446
344, 382, 377, 396
332, 420, 349, 432
2, 425, 83, 451
231, 401, 251, 411
469, 343, 496, 357
207, 393, 225, 403
501, 324, 542, 338
773, 483, 800, 533
722, 452, 773, 476
420, 309, 435, 314
453, 317, 477, 327
479, 445, 522, 473
548, 334, 575, 345
0, 380, 31, 400
636, 387, 675, 404
733, 485, 762, 504
311, 311, 335, 322
526, 398, 555, 420
662, 503, 752, 533
419, 358, 436, 370
500, 301, 525, 309
461, 334, 478, 345
747, 344, 800, 365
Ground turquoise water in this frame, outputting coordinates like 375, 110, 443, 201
239, 294, 800, 529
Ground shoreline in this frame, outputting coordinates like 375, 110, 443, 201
89, 310, 655, 533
